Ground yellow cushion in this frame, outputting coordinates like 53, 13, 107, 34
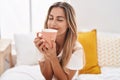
77, 29, 101, 74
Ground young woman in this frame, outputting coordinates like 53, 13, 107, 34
34, 2, 84, 80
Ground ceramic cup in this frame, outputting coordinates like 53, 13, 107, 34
37, 29, 57, 48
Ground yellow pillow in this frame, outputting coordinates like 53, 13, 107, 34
77, 29, 101, 74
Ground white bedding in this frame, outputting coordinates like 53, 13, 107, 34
77, 67, 120, 80
1, 66, 120, 80
0, 65, 45, 80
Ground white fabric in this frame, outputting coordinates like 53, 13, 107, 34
14, 33, 40, 65
66, 41, 84, 80
77, 67, 120, 80
36, 48, 45, 62
97, 32, 120, 67
0, 65, 45, 80
66, 41, 84, 70
1, 66, 120, 80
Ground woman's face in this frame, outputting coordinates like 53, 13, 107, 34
47, 7, 68, 37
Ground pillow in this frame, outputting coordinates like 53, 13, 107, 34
77, 29, 101, 74
97, 32, 120, 67
14, 33, 40, 66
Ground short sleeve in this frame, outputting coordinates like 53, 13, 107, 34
66, 41, 84, 70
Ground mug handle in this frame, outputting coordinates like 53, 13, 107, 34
37, 32, 42, 37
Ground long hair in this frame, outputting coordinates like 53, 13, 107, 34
44, 2, 77, 73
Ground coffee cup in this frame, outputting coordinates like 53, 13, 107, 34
37, 29, 57, 48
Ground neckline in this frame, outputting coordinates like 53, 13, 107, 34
57, 50, 63, 57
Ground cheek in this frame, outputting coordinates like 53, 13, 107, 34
47, 21, 50, 27
58, 26, 68, 34
60, 22, 68, 31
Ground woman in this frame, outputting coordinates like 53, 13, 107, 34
34, 2, 84, 80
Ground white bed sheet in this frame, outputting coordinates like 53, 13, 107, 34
0, 65, 45, 80
1, 66, 120, 80
77, 67, 120, 80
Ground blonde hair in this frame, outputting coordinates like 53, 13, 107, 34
44, 2, 77, 73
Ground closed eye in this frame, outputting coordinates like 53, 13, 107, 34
57, 19, 63, 21
48, 17, 53, 20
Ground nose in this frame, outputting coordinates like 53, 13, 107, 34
49, 21, 57, 29
51, 20, 57, 26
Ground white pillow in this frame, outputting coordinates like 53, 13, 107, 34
97, 32, 120, 67
14, 33, 40, 66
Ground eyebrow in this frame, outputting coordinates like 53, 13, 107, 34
49, 14, 65, 19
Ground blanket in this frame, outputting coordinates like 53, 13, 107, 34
0, 65, 45, 80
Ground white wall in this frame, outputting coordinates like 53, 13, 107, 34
32, 0, 63, 32
0, 0, 2, 38
70, 0, 120, 33
0, 0, 64, 39
0, 0, 30, 39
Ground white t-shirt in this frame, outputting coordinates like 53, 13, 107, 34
38, 41, 84, 80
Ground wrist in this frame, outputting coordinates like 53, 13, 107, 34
50, 56, 59, 64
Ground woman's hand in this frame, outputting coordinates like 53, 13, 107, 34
42, 40, 57, 61
34, 37, 55, 80
34, 36, 46, 54
34, 35, 57, 61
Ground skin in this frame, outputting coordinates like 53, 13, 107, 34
34, 7, 77, 80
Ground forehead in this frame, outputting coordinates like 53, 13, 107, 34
49, 7, 65, 17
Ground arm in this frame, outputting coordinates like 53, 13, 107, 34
34, 37, 53, 80
34, 38, 77, 80
42, 41, 77, 80
50, 56, 77, 80
39, 60, 53, 80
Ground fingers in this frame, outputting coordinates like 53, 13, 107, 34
44, 42, 50, 49
34, 37, 56, 55
39, 42, 46, 52
51, 40, 56, 48
42, 46, 48, 53
37, 32, 42, 37
34, 38, 43, 47
34, 37, 46, 52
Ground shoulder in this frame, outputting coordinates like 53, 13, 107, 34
73, 41, 83, 53
72, 41, 84, 57
66, 41, 84, 70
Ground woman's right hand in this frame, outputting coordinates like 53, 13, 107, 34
34, 35, 46, 54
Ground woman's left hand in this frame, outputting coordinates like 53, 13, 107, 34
42, 40, 57, 61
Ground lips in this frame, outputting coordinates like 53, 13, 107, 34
49, 28, 58, 30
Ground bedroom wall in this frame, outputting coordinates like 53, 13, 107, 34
0, 0, 64, 39
70, 0, 120, 33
